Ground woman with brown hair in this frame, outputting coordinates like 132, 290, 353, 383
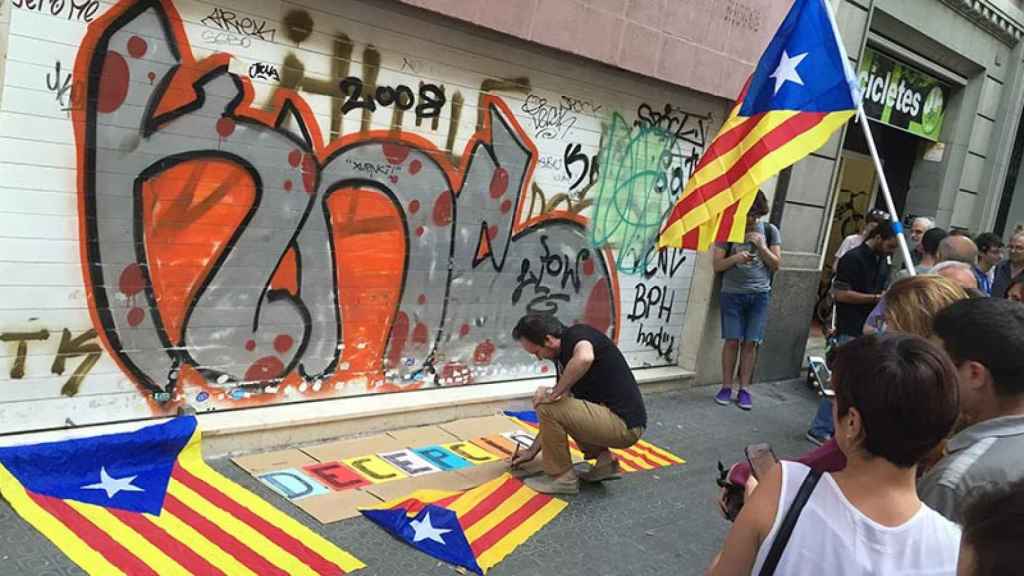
707, 335, 962, 575
718, 275, 971, 519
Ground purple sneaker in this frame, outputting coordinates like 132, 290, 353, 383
714, 387, 733, 406
737, 389, 752, 410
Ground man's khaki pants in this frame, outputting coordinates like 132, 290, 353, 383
535, 396, 643, 476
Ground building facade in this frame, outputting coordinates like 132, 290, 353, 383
747, 0, 1024, 381
0, 0, 1021, 435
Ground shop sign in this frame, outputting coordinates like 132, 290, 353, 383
857, 48, 950, 141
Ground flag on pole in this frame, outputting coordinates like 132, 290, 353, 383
0, 417, 364, 575
361, 474, 567, 574
657, 0, 859, 250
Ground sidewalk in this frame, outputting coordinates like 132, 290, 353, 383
0, 379, 821, 576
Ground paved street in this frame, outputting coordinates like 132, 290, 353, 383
0, 379, 821, 576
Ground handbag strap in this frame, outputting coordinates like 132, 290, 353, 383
758, 468, 823, 576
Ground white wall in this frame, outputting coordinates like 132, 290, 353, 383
0, 0, 723, 433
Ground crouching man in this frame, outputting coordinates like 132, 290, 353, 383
509, 313, 647, 495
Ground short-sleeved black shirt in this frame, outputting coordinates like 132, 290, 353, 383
556, 324, 647, 429
834, 243, 889, 337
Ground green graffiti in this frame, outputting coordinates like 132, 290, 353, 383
589, 112, 684, 274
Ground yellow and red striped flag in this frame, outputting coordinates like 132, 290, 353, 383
362, 474, 566, 574
658, 0, 858, 250
0, 417, 363, 575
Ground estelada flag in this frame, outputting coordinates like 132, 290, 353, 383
362, 473, 567, 574
657, 0, 859, 250
0, 416, 363, 575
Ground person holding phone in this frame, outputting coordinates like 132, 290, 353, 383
705, 334, 961, 576
806, 220, 899, 445
712, 191, 781, 411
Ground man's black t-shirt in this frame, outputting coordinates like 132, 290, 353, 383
556, 324, 647, 429
834, 242, 889, 337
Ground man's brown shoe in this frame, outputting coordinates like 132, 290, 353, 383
578, 459, 621, 483
524, 473, 579, 495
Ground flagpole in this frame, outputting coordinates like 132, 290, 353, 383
853, 107, 916, 275
821, 0, 916, 276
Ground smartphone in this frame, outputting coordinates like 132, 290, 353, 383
808, 355, 835, 398
745, 443, 779, 480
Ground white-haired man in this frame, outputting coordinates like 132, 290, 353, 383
931, 261, 980, 292
909, 217, 935, 266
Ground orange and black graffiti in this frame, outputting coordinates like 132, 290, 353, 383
73, 0, 618, 410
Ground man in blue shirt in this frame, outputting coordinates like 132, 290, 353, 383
974, 232, 1004, 295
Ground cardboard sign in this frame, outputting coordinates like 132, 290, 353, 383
257, 468, 330, 501
442, 441, 501, 464
301, 434, 404, 462
412, 445, 472, 471
378, 449, 443, 477
342, 455, 408, 483
303, 461, 371, 492
439, 415, 520, 439
363, 472, 474, 501
233, 449, 317, 474
387, 425, 460, 447
471, 435, 520, 456
296, 490, 383, 523
502, 430, 537, 448
456, 461, 512, 486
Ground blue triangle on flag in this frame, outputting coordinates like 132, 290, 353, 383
503, 410, 538, 424
740, 0, 858, 116
0, 416, 196, 515
362, 503, 483, 575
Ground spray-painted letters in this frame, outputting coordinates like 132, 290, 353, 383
73, 0, 617, 411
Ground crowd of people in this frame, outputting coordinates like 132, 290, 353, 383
704, 209, 1024, 575
502, 200, 1022, 574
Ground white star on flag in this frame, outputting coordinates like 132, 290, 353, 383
409, 512, 451, 545
81, 466, 145, 499
769, 50, 809, 94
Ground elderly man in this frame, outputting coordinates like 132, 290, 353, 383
931, 261, 980, 292
937, 235, 978, 265
909, 216, 935, 265
992, 231, 1024, 298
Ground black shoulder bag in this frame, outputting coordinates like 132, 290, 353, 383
757, 468, 823, 576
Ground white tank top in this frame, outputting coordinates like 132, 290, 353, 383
750, 462, 961, 576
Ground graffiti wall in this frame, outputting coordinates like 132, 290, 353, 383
0, 0, 721, 433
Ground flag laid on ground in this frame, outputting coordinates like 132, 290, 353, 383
658, 0, 858, 250
0, 416, 363, 575
362, 473, 566, 574
505, 411, 685, 473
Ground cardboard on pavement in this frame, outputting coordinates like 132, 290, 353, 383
235, 414, 549, 523
233, 448, 319, 475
